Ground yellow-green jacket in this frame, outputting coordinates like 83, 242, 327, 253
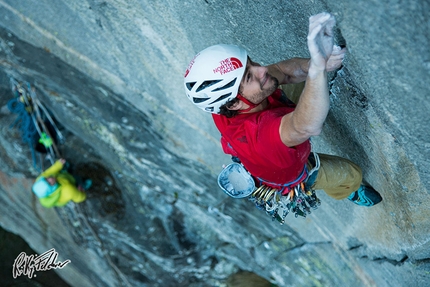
35, 160, 86, 208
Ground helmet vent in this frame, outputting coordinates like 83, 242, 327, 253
186, 82, 197, 91
212, 78, 236, 92
210, 93, 232, 104
193, 97, 210, 104
196, 80, 222, 92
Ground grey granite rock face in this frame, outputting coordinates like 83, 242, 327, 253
0, 0, 429, 286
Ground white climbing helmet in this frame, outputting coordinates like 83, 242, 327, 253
184, 44, 248, 114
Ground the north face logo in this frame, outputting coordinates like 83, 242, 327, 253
213, 57, 243, 75
184, 53, 200, 78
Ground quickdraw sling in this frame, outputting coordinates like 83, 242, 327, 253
218, 152, 321, 224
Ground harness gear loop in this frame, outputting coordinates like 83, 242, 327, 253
218, 151, 322, 223
248, 152, 321, 224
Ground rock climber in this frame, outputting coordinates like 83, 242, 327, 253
183, 12, 382, 216
32, 158, 90, 208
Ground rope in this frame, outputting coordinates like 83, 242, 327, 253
27, 84, 62, 159
7, 98, 40, 170
73, 204, 132, 287
7, 78, 64, 170
33, 93, 65, 144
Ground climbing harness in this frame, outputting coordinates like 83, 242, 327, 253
7, 78, 65, 170
218, 152, 321, 224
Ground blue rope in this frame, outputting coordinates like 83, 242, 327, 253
7, 98, 40, 170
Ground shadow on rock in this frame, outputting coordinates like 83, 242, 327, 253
73, 161, 125, 220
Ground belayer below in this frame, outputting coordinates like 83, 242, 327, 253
32, 158, 91, 208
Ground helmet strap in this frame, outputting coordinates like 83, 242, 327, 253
236, 94, 262, 113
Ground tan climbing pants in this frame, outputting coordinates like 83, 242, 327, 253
311, 153, 363, 200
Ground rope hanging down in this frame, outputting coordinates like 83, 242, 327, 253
7, 78, 65, 171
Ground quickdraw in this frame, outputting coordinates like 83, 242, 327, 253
249, 182, 320, 224
248, 152, 321, 224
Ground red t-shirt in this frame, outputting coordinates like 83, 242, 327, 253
212, 89, 311, 188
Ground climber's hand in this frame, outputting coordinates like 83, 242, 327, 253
326, 45, 346, 72
307, 12, 336, 73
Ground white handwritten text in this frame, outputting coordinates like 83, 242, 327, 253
13, 248, 71, 279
